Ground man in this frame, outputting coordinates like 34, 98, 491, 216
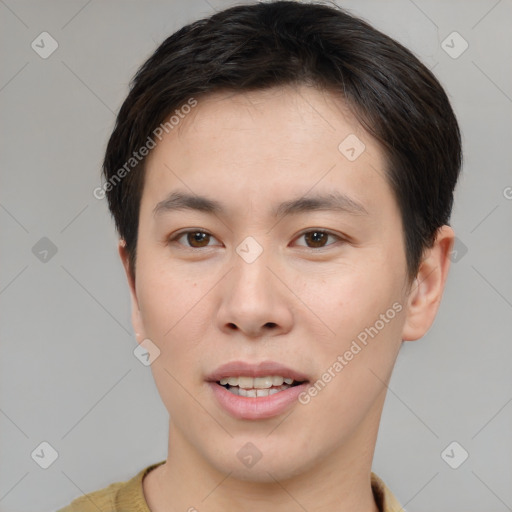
59, 1, 461, 510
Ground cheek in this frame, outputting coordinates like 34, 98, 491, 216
295, 271, 405, 446
295, 259, 406, 418
136, 260, 212, 359
136, 268, 214, 413
300, 260, 403, 339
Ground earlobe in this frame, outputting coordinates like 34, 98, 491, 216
401, 225, 454, 341
118, 240, 146, 343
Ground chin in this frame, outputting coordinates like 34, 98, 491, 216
221, 461, 306, 483
204, 440, 317, 483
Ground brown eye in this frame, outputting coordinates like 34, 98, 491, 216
297, 230, 340, 249
304, 231, 328, 248
169, 230, 218, 249
186, 231, 211, 248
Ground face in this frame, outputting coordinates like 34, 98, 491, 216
121, 85, 426, 482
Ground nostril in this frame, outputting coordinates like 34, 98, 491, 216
264, 322, 277, 328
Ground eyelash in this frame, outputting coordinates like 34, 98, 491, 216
167, 229, 345, 251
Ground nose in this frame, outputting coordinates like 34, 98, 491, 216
215, 249, 294, 339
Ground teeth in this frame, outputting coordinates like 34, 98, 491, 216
218, 375, 297, 388
228, 385, 290, 397
254, 376, 273, 388
238, 376, 253, 389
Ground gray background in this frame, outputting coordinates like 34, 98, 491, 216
1, 1, 511, 511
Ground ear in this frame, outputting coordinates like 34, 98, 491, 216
118, 239, 146, 343
401, 225, 455, 341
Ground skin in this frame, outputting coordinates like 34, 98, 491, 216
118, 85, 454, 512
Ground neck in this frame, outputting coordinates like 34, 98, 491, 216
144, 397, 385, 512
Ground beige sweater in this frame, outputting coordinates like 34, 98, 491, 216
57, 460, 404, 512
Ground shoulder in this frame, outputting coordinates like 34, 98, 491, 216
56, 460, 166, 512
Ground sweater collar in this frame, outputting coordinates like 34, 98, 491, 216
116, 460, 403, 512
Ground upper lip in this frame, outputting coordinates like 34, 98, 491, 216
206, 360, 310, 382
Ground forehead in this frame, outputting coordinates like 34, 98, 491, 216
174, 86, 366, 151
141, 85, 392, 218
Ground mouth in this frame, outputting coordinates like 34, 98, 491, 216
217, 375, 306, 397
206, 361, 310, 420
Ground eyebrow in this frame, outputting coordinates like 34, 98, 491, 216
153, 190, 368, 218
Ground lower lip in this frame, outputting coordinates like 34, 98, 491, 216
208, 382, 309, 420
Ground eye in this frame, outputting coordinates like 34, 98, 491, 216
294, 230, 343, 249
168, 229, 344, 250
169, 230, 220, 249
